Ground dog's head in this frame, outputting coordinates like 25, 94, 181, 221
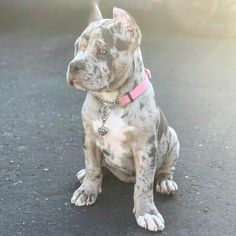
66, 4, 141, 92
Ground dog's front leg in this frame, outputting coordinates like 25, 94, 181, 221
71, 133, 103, 206
133, 135, 165, 231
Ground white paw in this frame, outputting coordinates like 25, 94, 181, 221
137, 213, 165, 232
76, 169, 86, 183
71, 187, 98, 206
156, 179, 178, 195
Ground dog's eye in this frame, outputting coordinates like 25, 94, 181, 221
98, 48, 107, 55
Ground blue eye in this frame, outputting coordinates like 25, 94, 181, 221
98, 48, 107, 55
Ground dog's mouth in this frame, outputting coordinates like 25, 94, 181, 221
67, 74, 109, 92
67, 73, 86, 91
72, 83, 86, 91
68, 68, 112, 92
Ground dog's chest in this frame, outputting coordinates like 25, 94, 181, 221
92, 111, 135, 170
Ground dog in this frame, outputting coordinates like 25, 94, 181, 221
66, 3, 179, 232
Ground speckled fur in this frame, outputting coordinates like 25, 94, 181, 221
67, 4, 179, 232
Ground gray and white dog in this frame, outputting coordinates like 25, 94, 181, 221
66, 3, 179, 232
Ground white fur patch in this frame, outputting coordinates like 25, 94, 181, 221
137, 213, 165, 232
93, 111, 134, 144
93, 110, 134, 166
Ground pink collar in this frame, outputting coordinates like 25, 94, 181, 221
119, 68, 151, 106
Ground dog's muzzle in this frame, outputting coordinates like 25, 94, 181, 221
67, 60, 85, 87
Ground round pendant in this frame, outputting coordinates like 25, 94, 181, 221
98, 125, 108, 136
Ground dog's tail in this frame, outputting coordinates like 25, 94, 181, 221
89, 0, 103, 23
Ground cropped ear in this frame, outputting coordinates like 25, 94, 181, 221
113, 7, 141, 49
89, 1, 103, 23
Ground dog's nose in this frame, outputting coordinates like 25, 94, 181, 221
69, 61, 85, 73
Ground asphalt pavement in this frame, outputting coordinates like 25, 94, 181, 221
0, 4, 236, 236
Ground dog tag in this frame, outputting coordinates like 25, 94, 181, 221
98, 125, 108, 136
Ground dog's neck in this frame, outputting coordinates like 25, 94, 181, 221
92, 47, 144, 103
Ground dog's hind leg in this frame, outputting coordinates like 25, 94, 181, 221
155, 127, 179, 195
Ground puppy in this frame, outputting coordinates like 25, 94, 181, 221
66, 3, 179, 232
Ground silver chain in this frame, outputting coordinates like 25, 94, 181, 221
93, 95, 120, 136
94, 95, 120, 106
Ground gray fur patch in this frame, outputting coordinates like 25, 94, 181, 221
148, 135, 155, 145
99, 28, 114, 77
157, 109, 168, 142
139, 103, 144, 110
115, 37, 129, 51
100, 27, 114, 48
149, 146, 157, 158
102, 149, 110, 156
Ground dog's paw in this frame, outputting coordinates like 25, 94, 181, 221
71, 187, 98, 206
71, 179, 102, 206
134, 201, 165, 232
156, 179, 178, 195
76, 169, 86, 183
136, 213, 165, 232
